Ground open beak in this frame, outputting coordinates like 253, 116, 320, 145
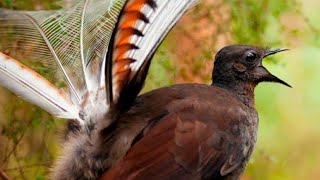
256, 48, 291, 87
263, 48, 289, 58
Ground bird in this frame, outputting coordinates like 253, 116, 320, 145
0, 0, 291, 180
97, 45, 290, 180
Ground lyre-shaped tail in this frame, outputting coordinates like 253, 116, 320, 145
0, 0, 198, 124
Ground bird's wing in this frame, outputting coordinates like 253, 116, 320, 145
104, 0, 198, 106
100, 109, 246, 179
0, 0, 126, 120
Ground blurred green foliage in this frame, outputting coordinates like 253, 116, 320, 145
0, 0, 59, 10
1, 0, 320, 179
228, 0, 297, 45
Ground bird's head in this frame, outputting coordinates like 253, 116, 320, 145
212, 45, 291, 89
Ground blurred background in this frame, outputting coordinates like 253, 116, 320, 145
0, 0, 319, 179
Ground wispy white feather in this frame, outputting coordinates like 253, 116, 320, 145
24, 13, 82, 103
80, 0, 91, 92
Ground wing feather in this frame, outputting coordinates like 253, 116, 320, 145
100, 113, 224, 179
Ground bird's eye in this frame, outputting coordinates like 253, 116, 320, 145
245, 52, 257, 62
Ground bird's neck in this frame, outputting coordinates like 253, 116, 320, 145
212, 81, 256, 108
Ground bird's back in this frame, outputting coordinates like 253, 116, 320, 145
101, 83, 259, 179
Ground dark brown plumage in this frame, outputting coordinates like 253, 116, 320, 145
96, 45, 290, 179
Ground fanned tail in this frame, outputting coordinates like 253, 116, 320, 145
0, 0, 127, 122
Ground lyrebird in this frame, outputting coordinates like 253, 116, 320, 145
0, 0, 290, 179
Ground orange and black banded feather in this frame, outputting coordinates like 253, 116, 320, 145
106, 0, 156, 104
115, 27, 144, 45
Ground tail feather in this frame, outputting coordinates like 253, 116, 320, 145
105, 0, 198, 106
0, 52, 80, 120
